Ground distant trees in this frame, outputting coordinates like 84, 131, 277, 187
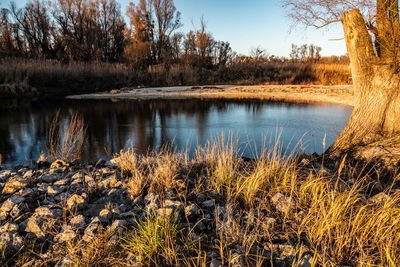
290, 43, 322, 62
1, 0, 125, 62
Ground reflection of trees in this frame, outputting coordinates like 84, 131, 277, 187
1, 97, 340, 165
0, 98, 221, 164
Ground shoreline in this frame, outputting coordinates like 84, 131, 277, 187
67, 84, 355, 107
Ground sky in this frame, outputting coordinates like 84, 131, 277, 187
4, 0, 348, 57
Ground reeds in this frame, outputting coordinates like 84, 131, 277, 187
0, 58, 352, 97
48, 111, 86, 162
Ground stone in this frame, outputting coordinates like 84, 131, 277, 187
1, 196, 25, 212
298, 254, 313, 267
67, 194, 86, 211
229, 252, 244, 267
109, 220, 127, 233
23, 170, 34, 179
0, 170, 12, 182
10, 204, 25, 219
40, 174, 60, 183
202, 200, 215, 209
21, 259, 36, 267
185, 204, 200, 218
83, 217, 100, 242
99, 209, 112, 223
25, 216, 46, 238
0, 232, 24, 250
0, 223, 19, 233
35, 206, 62, 218
55, 225, 77, 243
2, 178, 28, 194
144, 193, 159, 205
210, 258, 222, 267
271, 193, 296, 214
264, 217, 276, 229
54, 178, 70, 186
99, 174, 118, 189
70, 215, 86, 231
157, 207, 175, 217
47, 185, 65, 196
368, 192, 389, 204
55, 254, 75, 267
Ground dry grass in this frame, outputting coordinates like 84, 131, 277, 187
0, 58, 351, 97
48, 111, 86, 162
111, 136, 400, 266
114, 147, 182, 199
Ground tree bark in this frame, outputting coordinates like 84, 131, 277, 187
330, 9, 400, 153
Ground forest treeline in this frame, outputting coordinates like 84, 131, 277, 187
0, 0, 351, 97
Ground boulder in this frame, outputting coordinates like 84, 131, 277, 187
2, 177, 29, 194
67, 194, 86, 211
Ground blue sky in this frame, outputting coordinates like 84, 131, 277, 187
4, 0, 348, 57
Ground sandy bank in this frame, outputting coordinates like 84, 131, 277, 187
67, 84, 354, 106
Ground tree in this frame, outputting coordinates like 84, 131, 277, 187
284, 0, 400, 152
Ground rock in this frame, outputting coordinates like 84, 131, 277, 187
0, 223, 19, 233
144, 193, 159, 205
23, 170, 34, 179
185, 204, 200, 218
55, 254, 75, 267
368, 192, 389, 204
119, 211, 135, 219
298, 254, 313, 267
0, 232, 24, 250
21, 259, 36, 267
2, 177, 28, 194
46, 185, 65, 196
55, 225, 77, 243
210, 258, 222, 267
271, 243, 295, 261
71, 172, 83, 180
230, 252, 244, 267
0, 170, 12, 182
40, 174, 60, 183
99, 209, 112, 223
157, 207, 175, 217
10, 204, 25, 219
70, 215, 86, 231
54, 178, 70, 186
35, 206, 62, 218
202, 200, 215, 209
264, 217, 276, 229
25, 216, 47, 238
99, 174, 118, 189
271, 193, 296, 214
109, 220, 127, 233
67, 194, 86, 211
1, 196, 25, 212
83, 217, 100, 242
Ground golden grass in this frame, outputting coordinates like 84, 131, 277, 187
0, 58, 352, 98
58, 136, 400, 266
48, 111, 86, 162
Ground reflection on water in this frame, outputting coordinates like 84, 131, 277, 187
0, 98, 353, 166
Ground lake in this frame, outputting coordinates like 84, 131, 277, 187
0, 98, 353, 166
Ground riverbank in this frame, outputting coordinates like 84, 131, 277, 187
0, 141, 398, 266
67, 84, 355, 107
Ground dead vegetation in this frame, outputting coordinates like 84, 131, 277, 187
47, 111, 86, 162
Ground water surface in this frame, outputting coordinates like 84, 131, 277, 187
0, 98, 353, 166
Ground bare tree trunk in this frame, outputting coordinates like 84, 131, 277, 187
330, 9, 400, 153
